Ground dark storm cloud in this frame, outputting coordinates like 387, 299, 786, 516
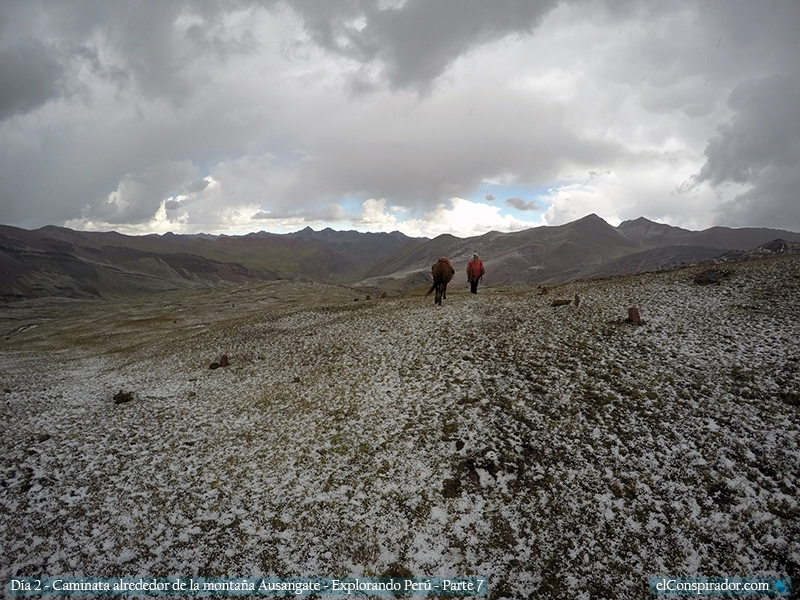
505, 197, 541, 212
0, 0, 246, 123
20, 0, 253, 102
286, 0, 558, 91
185, 178, 211, 193
696, 76, 800, 185
694, 75, 800, 229
0, 40, 67, 120
252, 203, 348, 222
85, 160, 198, 224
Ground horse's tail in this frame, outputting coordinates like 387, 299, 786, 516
426, 282, 437, 296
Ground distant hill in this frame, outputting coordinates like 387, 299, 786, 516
1, 216, 799, 301
0, 225, 414, 301
359, 214, 800, 289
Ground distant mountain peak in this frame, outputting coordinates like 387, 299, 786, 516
567, 214, 618, 230
619, 217, 671, 229
617, 218, 686, 244
568, 213, 615, 230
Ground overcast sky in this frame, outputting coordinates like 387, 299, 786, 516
1, 0, 798, 238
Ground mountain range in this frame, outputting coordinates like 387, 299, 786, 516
2, 215, 799, 301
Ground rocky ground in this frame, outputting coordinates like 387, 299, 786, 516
1, 255, 798, 599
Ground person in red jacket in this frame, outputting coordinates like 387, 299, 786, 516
466, 254, 485, 294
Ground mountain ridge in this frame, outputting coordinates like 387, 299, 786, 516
2, 216, 800, 301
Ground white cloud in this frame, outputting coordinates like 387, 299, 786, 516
353, 198, 397, 229
358, 197, 540, 238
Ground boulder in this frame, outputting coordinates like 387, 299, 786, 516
760, 239, 788, 254
694, 269, 729, 285
694, 271, 720, 285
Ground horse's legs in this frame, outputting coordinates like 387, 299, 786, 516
442, 282, 447, 300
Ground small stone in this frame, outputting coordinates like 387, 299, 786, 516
220, 354, 230, 368
113, 390, 133, 404
626, 307, 642, 324
209, 362, 221, 370
442, 478, 462, 499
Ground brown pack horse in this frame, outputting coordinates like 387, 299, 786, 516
427, 257, 455, 305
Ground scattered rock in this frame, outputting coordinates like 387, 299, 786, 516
551, 298, 572, 307
188, 391, 196, 398
442, 478, 462, 499
626, 307, 642, 324
380, 291, 387, 299
293, 376, 301, 383
694, 270, 729, 285
574, 294, 580, 307
113, 390, 133, 404
779, 391, 800, 406
210, 355, 230, 369
538, 286, 549, 295
366, 295, 371, 300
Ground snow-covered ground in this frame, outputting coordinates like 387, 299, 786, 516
1, 256, 798, 599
